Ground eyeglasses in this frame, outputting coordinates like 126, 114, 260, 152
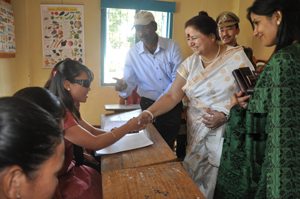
73, 79, 91, 88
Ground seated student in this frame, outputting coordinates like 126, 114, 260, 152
47, 59, 144, 199
45, 60, 100, 172
0, 97, 64, 199
13, 87, 66, 127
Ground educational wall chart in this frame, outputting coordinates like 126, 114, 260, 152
0, 0, 16, 54
40, 4, 85, 68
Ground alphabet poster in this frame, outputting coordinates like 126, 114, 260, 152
0, 0, 16, 54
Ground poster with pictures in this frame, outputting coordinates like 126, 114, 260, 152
40, 4, 85, 68
0, 0, 16, 54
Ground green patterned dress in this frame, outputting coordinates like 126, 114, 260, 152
214, 42, 300, 199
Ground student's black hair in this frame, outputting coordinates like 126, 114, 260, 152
247, 0, 300, 54
44, 60, 64, 90
0, 97, 63, 179
13, 87, 66, 124
49, 59, 94, 120
185, 11, 220, 40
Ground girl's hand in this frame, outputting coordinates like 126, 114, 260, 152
126, 117, 147, 132
84, 153, 99, 166
110, 127, 118, 131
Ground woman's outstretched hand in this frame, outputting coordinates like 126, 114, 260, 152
137, 111, 153, 126
231, 91, 251, 109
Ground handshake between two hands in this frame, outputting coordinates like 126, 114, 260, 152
112, 77, 153, 132
123, 112, 155, 133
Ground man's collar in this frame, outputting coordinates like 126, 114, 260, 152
157, 36, 166, 50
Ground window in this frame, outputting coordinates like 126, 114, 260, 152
100, 0, 176, 86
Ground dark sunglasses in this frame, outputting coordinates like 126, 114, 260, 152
73, 79, 91, 88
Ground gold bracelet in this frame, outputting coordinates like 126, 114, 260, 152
111, 132, 117, 141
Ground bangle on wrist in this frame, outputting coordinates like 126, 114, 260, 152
111, 132, 117, 141
143, 110, 154, 120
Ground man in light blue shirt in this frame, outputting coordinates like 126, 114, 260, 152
114, 11, 183, 150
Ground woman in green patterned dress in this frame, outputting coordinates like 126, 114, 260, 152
214, 0, 300, 198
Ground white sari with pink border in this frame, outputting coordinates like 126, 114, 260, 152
177, 46, 254, 199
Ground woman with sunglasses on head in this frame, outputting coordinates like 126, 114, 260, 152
47, 59, 144, 199
0, 97, 64, 199
214, 0, 300, 198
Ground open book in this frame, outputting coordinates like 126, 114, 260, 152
95, 121, 153, 155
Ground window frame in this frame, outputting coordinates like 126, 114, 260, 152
100, 0, 176, 86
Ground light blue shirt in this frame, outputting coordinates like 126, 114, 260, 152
119, 36, 183, 101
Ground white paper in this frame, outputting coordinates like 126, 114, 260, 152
103, 121, 127, 131
95, 131, 153, 155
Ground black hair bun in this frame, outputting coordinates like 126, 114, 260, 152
198, 11, 208, 17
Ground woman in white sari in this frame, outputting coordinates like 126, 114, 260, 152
137, 11, 254, 199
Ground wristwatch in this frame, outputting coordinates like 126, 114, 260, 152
222, 112, 229, 123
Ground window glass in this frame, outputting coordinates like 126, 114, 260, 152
103, 8, 169, 84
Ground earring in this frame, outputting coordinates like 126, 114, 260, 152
277, 21, 280, 25
13, 180, 20, 199
212, 38, 215, 42
67, 88, 70, 91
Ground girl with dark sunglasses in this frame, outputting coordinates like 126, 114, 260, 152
46, 59, 144, 199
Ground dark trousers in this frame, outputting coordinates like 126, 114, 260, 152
140, 97, 182, 150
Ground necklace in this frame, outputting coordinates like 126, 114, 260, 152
201, 43, 220, 64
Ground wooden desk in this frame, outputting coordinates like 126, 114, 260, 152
104, 104, 141, 113
101, 110, 177, 173
102, 162, 205, 199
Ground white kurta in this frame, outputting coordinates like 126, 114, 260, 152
177, 46, 254, 199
